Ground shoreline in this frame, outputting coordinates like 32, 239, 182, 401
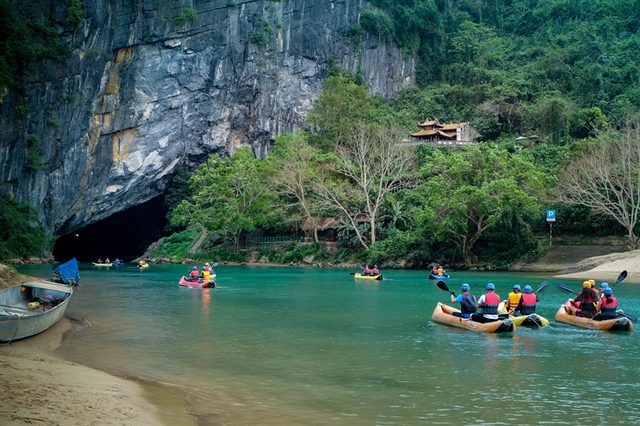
0, 317, 193, 426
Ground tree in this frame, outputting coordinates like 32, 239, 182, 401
270, 132, 327, 242
556, 124, 640, 249
171, 147, 279, 252
419, 144, 545, 267
313, 123, 417, 249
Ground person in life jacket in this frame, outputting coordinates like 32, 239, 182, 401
437, 265, 445, 276
598, 282, 609, 299
471, 283, 501, 323
595, 287, 618, 320
450, 283, 477, 318
432, 266, 438, 275
570, 281, 599, 318
507, 284, 522, 315
372, 265, 380, 275
201, 266, 211, 283
363, 265, 371, 275
189, 266, 199, 281
589, 279, 599, 297
515, 285, 538, 315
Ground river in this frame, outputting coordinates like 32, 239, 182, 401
15, 263, 640, 425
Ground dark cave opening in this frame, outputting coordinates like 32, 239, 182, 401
53, 196, 169, 262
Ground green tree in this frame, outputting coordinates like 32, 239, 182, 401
172, 148, 279, 252
0, 196, 49, 259
419, 144, 545, 267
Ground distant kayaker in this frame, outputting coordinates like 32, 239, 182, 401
568, 281, 598, 318
372, 265, 380, 276
506, 285, 522, 314
515, 285, 538, 315
201, 266, 211, 283
363, 265, 372, 275
595, 287, 618, 320
450, 283, 477, 319
432, 266, 438, 275
189, 266, 199, 281
589, 279, 599, 297
472, 283, 500, 323
598, 282, 609, 299
437, 265, 445, 276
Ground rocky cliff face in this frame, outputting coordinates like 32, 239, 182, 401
0, 0, 414, 237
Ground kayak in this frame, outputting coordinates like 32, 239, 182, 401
428, 273, 450, 280
554, 303, 633, 332
431, 302, 516, 333
138, 262, 149, 268
92, 262, 112, 267
354, 273, 383, 281
498, 301, 549, 327
179, 276, 217, 288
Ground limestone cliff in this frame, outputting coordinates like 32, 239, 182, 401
0, 0, 414, 237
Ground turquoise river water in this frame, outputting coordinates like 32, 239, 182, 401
15, 263, 640, 425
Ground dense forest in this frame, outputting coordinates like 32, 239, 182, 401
3, 0, 640, 267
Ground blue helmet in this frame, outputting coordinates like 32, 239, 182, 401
513, 284, 521, 291
599, 282, 609, 289
523, 285, 532, 293
604, 287, 613, 296
192, 266, 198, 270
461, 283, 470, 292
486, 283, 495, 291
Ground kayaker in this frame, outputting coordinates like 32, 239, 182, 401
506, 285, 522, 315
372, 265, 380, 276
515, 285, 538, 315
437, 265, 445, 276
450, 283, 477, 318
431, 266, 438, 275
589, 279, 599, 297
595, 287, 618, 320
189, 266, 199, 281
363, 265, 372, 275
472, 283, 501, 323
568, 281, 598, 318
201, 266, 211, 283
598, 282, 609, 298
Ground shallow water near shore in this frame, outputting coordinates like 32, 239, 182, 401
16, 263, 640, 425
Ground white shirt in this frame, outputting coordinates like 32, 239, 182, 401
477, 294, 499, 320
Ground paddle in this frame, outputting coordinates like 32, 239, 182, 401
436, 280, 455, 296
617, 310, 638, 323
612, 270, 627, 287
536, 281, 549, 294
557, 284, 578, 295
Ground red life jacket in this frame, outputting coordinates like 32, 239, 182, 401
481, 292, 500, 314
520, 293, 537, 315
600, 295, 618, 318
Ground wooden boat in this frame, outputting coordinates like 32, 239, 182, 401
554, 303, 633, 332
0, 258, 80, 343
498, 301, 549, 327
428, 273, 450, 280
431, 302, 516, 333
354, 273, 383, 281
179, 276, 217, 288
92, 262, 112, 267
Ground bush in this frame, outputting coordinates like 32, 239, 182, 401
0, 196, 50, 260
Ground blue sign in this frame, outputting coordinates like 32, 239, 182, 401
546, 210, 556, 222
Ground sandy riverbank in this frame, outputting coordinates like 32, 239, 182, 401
0, 318, 171, 426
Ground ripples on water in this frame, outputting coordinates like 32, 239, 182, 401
15, 264, 640, 425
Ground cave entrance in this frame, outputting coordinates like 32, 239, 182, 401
53, 196, 169, 262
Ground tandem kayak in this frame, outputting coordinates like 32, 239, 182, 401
354, 273, 383, 281
428, 273, 450, 280
92, 262, 112, 267
431, 302, 515, 333
554, 303, 633, 332
179, 276, 217, 288
498, 301, 549, 327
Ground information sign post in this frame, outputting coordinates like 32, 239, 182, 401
546, 210, 556, 246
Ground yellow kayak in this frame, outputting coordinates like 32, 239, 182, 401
92, 262, 112, 267
354, 273, 383, 281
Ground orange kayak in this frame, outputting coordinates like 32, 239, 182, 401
554, 304, 633, 332
431, 302, 516, 333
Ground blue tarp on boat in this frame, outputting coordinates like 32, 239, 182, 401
54, 258, 80, 284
